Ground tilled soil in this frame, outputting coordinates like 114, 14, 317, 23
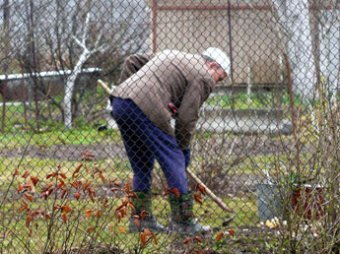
1, 135, 302, 161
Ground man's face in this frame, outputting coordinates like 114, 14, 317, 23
207, 61, 228, 84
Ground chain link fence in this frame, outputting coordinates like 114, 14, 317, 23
0, 0, 339, 253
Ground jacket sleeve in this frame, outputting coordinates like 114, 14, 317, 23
175, 79, 212, 149
118, 53, 153, 83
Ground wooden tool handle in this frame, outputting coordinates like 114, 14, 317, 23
187, 169, 233, 212
97, 79, 112, 95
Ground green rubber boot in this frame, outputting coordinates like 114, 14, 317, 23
129, 192, 166, 233
168, 193, 211, 235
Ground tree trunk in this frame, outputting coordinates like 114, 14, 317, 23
1, 94, 5, 132
1, 0, 10, 132
3, 0, 10, 71
272, 0, 316, 101
28, 0, 41, 131
311, 0, 321, 89
319, 8, 339, 103
64, 51, 89, 128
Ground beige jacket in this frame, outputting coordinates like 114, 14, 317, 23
112, 50, 215, 149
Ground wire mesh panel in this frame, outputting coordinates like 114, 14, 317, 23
0, 0, 339, 253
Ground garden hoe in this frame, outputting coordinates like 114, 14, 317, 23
97, 79, 234, 218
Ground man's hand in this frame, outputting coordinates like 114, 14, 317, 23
183, 149, 191, 168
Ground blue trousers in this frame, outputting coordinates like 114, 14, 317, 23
111, 97, 188, 194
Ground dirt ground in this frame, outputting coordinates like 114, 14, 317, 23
3, 135, 294, 159
0, 135, 295, 196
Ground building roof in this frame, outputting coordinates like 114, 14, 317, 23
0, 68, 101, 81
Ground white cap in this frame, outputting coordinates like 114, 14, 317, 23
202, 47, 230, 75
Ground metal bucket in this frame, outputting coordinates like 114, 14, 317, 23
256, 183, 284, 222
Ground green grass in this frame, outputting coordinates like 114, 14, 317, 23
0, 92, 108, 133
0, 127, 121, 149
0, 145, 260, 253
1, 154, 259, 229
0, 98, 120, 150
0, 194, 259, 253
